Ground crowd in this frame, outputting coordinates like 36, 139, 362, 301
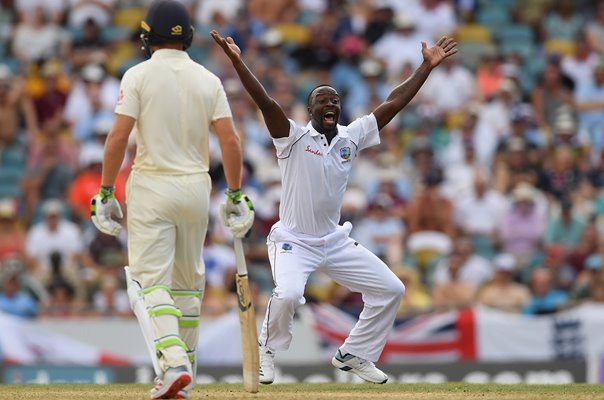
1, 0, 604, 320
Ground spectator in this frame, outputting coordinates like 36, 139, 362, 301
406, 169, 455, 269
523, 268, 569, 315
499, 183, 546, 268
586, 1, 604, 56
0, 199, 27, 262
539, 145, 582, 201
90, 274, 130, 317
431, 245, 478, 310
420, 57, 476, 117
371, 13, 423, 78
431, 236, 493, 289
25, 199, 83, 288
478, 253, 531, 313
561, 32, 599, 88
575, 59, 604, 163
531, 62, 574, 135
544, 197, 586, 253
571, 253, 604, 300
0, 259, 39, 318
454, 171, 507, 259
542, 0, 583, 41
69, 17, 110, 69
353, 193, 405, 266
0, 64, 37, 146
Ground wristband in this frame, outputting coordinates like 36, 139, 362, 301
225, 188, 242, 203
100, 186, 116, 201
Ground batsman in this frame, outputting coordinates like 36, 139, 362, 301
90, 1, 253, 399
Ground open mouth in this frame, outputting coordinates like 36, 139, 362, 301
323, 111, 336, 124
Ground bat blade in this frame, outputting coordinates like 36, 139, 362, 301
234, 239, 259, 393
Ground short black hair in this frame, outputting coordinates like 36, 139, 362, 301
307, 84, 337, 107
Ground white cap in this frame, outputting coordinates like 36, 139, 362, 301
81, 63, 105, 83
42, 199, 63, 216
493, 253, 516, 271
79, 143, 105, 167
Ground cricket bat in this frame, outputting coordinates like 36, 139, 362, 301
233, 237, 259, 393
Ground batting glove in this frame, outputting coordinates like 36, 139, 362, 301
220, 188, 255, 238
91, 186, 123, 236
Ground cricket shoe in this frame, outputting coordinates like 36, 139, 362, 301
259, 346, 275, 384
331, 349, 388, 384
150, 366, 191, 399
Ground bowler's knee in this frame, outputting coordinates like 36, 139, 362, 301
386, 279, 406, 300
273, 286, 305, 306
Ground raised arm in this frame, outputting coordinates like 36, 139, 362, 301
373, 37, 457, 131
211, 30, 289, 138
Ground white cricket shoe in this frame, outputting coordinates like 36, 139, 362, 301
331, 349, 388, 384
150, 366, 192, 399
259, 346, 275, 384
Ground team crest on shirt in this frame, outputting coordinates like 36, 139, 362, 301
281, 243, 293, 252
340, 146, 351, 162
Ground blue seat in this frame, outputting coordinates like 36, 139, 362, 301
499, 41, 536, 59
497, 24, 535, 44
476, 8, 511, 36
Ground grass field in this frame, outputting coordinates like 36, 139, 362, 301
0, 383, 603, 400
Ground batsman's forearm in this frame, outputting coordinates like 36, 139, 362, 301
101, 133, 128, 187
220, 136, 243, 190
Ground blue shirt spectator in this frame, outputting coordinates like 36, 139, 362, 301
524, 268, 569, 315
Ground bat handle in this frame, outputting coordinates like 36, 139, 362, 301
234, 238, 248, 276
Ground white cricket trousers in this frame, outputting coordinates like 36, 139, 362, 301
259, 222, 405, 362
126, 171, 210, 370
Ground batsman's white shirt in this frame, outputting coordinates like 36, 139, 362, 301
275, 114, 380, 236
115, 48, 231, 175
114, 48, 231, 289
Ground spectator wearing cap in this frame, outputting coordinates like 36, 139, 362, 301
499, 183, 546, 269
575, 59, 604, 163
478, 254, 531, 313
371, 13, 424, 79
571, 253, 604, 301
541, 0, 584, 42
31, 59, 69, 127
523, 268, 569, 315
405, 0, 457, 43
0, 199, 27, 262
25, 199, 84, 289
496, 105, 542, 154
0, 259, 39, 318
63, 62, 119, 129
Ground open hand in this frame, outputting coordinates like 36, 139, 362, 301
210, 30, 242, 63
421, 36, 458, 69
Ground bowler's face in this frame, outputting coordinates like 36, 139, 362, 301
308, 86, 341, 134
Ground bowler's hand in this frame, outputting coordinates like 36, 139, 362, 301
91, 186, 123, 236
220, 188, 255, 238
211, 30, 241, 63
422, 36, 458, 68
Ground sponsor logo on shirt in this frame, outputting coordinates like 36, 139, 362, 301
117, 89, 124, 105
305, 145, 322, 156
281, 243, 293, 252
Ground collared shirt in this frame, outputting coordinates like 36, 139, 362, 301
115, 49, 232, 175
273, 114, 380, 236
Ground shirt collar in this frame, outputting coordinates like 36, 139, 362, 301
305, 120, 349, 139
151, 48, 191, 60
